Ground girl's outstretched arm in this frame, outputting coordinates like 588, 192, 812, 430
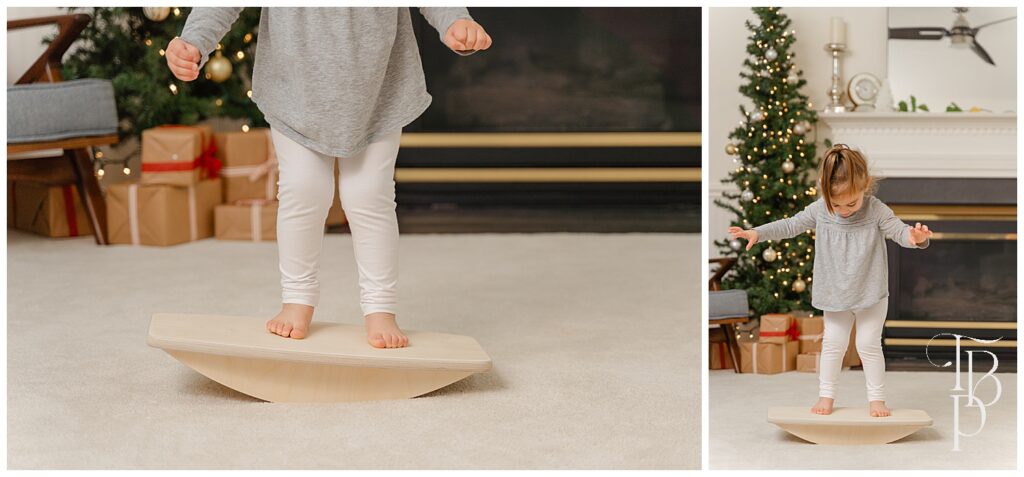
179, 7, 245, 70
418, 8, 491, 54
751, 199, 820, 243
878, 200, 931, 249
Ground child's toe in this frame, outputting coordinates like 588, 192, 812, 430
282, 323, 293, 336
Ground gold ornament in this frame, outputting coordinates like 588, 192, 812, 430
792, 277, 807, 293
762, 247, 777, 262
143, 7, 170, 22
782, 159, 795, 174
725, 143, 739, 156
205, 51, 233, 83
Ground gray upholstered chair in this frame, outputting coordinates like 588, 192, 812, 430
7, 13, 119, 244
709, 258, 750, 372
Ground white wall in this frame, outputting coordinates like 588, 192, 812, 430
708, 7, 888, 250
7, 7, 68, 85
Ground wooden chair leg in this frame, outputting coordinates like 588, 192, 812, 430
722, 323, 742, 373
66, 147, 108, 245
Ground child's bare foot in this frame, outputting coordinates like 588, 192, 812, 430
266, 303, 314, 339
811, 397, 834, 415
365, 312, 408, 348
869, 400, 891, 417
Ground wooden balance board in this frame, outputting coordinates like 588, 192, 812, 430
147, 313, 492, 403
767, 407, 932, 445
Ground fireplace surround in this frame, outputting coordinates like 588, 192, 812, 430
821, 112, 1017, 371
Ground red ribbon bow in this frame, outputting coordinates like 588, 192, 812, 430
759, 320, 801, 341
154, 124, 222, 179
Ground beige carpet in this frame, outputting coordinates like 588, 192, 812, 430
6, 230, 699, 469
710, 369, 1016, 469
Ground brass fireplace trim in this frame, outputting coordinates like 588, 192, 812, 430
891, 204, 1016, 222
394, 167, 701, 183
928, 232, 1017, 241
885, 338, 1017, 348
886, 320, 1017, 330
399, 132, 702, 148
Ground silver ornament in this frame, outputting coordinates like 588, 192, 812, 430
762, 247, 778, 262
740, 189, 754, 202
792, 278, 807, 293
793, 122, 806, 135
765, 48, 778, 61
787, 72, 799, 84
729, 239, 743, 251
781, 160, 795, 174
143, 7, 170, 22
750, 110, 764, 122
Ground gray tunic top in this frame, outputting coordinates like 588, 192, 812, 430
753, 195, 930, 312
180, 7, 472, 157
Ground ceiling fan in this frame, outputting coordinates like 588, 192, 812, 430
888, 7, 1016, 66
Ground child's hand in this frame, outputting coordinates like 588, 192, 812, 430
909, 222, 932, 246
166, 37, 202, 82
444, 19, 492, 54
728, 226, 759, 251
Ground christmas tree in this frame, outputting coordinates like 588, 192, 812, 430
713, 7, 820, 317
49, 7, 266, 140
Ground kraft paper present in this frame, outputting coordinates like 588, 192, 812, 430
844, 324, 861, 368
739, 339, 798, 374
215, 128, 278, 203
797, 352, 821, 373
758, 313, 797, 344
141, 124, 217, 186
106, 179, 221, 246
710, 342, 735, 370
8, 181, 93, 238
795, 315, 825, 354
215, 200, 278, 241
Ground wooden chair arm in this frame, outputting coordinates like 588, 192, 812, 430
7, 13, 91, 84
708, 257, 737, 291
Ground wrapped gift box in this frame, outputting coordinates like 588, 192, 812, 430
739, 338, 798, 374
797, 352, 820, 373
141, 124, 218, 186
215, 128, 277, 203
844, 324, 861, 368
758, 313, 797, 344
8, 181, 93, 238
106, 179, 221, 246
710, 342, 735, 370
795, 315, 824, 354
215, 200, 278, 241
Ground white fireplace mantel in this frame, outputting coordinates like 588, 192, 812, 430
819, 112, 1017, 179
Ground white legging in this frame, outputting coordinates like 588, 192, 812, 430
818, 297, 888, 402
270, 127, 401, 316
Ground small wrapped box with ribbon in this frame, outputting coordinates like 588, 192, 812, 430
8, 181, 93, 238
141, 124, 220, 186
739, 337, 798, 374
795, 315, 824, 354
106, 179, 222, 246
214, 199, 278, 241
215, 128, 279, 204
797, 352, 821, 373
758, 313, 798, 344
709, 327, 734, 370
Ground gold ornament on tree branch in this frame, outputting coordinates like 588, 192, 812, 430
725, 143, 739, 156
792, 277, 807, 293
205, 50, 233, 83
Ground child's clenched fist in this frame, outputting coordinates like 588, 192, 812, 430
166, 37, 202, 81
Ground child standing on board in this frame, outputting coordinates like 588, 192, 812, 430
166, 8, 492, 348
729, 144, 932, 417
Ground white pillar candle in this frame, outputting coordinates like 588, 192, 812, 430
830, 17, 846, 45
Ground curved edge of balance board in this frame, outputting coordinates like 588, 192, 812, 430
146, 313, 492, 373
165, 349, 475, 403
767, 407, 932, 445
